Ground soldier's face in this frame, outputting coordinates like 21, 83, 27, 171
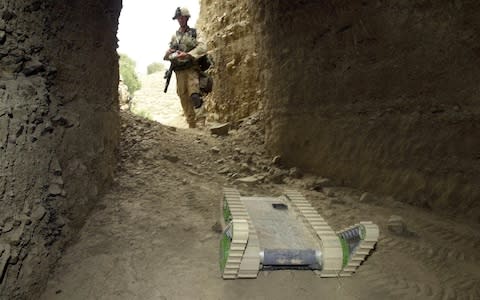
177, 16, 188, 27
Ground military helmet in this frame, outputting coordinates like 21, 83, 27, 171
173, 7, 190, 20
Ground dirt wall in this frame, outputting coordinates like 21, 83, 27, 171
198, 0, 264, 122
201, 0, 480, 221
0, 1, 121, 298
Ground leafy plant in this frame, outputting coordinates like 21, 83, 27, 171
147, 62, 165, 75
119, 53, 141, 94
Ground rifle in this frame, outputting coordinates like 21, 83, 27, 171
164, 63, 174, 93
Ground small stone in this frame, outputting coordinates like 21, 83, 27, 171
288, 167, 303, 179
268, 169, 288, 184
218, 166, 230, 174
305, 178, 333, 191
159, 222, 169, 229
183, 225, 193, 232
239, 163, 250, 173
388, 215, 407, 235
210, 123, 229, 136
22, 60, 45, 76
0, 30, 5, 45
236, 176, 260, 184
359, 192, 376, 203
32, 206, 46, 221
210, 147, 220, 154
162, 154, 179, 163
271, 155, 282, 166
48, 184, 63, 196
50, 176, 64, 185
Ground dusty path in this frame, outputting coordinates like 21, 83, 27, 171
39, 110, 480, 300
130, 72, 188, 128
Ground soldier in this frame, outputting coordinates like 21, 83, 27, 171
164, 7, 207, 128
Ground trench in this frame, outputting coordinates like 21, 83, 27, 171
1, 0, 480, 299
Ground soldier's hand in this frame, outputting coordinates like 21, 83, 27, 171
176, 51, 190, 59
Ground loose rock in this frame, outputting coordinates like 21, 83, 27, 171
388, 215, 408, 236
210, 123, 229, 136
359, 192, 376, 203
288, 167, 303, 179
271, 155, 282, 166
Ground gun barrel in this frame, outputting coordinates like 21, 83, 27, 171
164, 65, 174, 93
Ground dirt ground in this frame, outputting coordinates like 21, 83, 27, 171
40, 75, 480, 300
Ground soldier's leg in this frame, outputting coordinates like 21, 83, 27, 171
185, 69, 204, 126
175, 70, 196, 127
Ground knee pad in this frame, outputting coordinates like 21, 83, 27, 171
191, 93, 203, 109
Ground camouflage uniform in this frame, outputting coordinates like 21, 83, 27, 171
167, 26, 206, 127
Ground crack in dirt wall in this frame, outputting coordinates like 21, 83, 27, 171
0, 1, 121, 298
201, 0, 480, 222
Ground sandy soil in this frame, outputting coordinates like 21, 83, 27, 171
40, 75, 480, 300
130, 72, 188, 129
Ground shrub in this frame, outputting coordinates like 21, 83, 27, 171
119, 53, 141, 94
147, 62, 165, 75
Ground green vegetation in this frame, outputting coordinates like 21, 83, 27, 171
130, 105, 153, 121
119, 53, 141, 94
147, 62, 165, 75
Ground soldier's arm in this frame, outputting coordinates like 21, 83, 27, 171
164, 35, 177, 60
187, 33, 207, 59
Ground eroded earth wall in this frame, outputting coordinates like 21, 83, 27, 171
0, 1, 120, 298
201, 0, 480, 221
198, 0, 264, 122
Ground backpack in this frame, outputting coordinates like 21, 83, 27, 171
199, 71, 213, 94
198, 54, 213, 94
198, 54, 213, 72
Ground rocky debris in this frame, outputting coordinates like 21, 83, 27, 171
268, 168, 288, 184
288, 167, 303, 179
236, 174, 265, 184
305, 177, 333, 191
210, 123, 229, 136
388, 215, 410, 236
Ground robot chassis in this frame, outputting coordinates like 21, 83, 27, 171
220, 188, 379, 279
